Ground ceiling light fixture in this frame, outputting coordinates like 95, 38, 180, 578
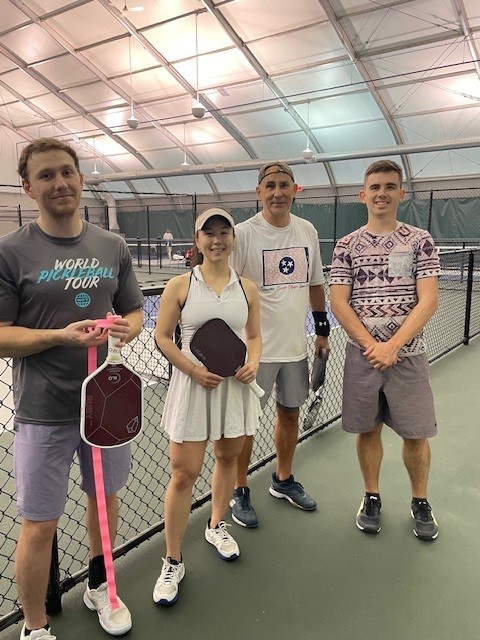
302, 100, 313, 160
91, 137, 100, 175
123, 2, 144, 12
126, 36, 139, 129
181, 121, 191, 171
191, 12, 206, 119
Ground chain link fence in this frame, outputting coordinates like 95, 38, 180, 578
1, 249, 480, 629
3, 186, 480, 262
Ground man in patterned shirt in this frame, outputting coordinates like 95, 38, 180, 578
330, 159, 440, 541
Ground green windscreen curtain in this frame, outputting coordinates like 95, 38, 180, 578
117, 196, 480, 264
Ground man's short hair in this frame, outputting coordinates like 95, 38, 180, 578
364, 159, 402, 185
258, 161, 295, 184
18, 137, 81, 182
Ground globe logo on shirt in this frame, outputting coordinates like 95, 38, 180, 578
279, 257, 295, 275
75, 292, 91, 308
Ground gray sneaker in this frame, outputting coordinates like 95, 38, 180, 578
411, 499, 439, 540
268, 473, 317, 511
229, 487, 259, 528
356, 495, 381, 534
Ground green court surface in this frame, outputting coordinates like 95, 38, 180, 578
2, 337, 479, 640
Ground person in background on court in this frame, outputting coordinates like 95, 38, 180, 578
153, 208, 262, 606
163, 229, 174, 262
0, 138, 144, 640
329, 159, 440, 541
229, 161, 330, 528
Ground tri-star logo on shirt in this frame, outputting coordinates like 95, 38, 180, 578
262, 246, 309, 286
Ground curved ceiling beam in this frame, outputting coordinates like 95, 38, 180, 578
317, 0, 414, 191
201, 0, 339, 193
6, 1, 220, 195
84, 136, 480, 184
451, 0, 480, 80
97, 0, 257, 163
0, 41, 162, 202
342, 0, 417, 19
0, 79, 125, 201
6, 0, 175, 197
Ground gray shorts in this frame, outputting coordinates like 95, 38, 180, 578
13, 422, 131, 521
342, 343, 437, 439
257, 359, 309, 411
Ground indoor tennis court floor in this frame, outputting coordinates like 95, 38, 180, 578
3, 337, 479, 640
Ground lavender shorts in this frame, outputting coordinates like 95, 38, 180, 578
13, 422, 131, 521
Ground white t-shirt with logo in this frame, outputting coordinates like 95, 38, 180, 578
230, 212, 324, 362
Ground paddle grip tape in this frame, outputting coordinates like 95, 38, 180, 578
88, 315, 120, 611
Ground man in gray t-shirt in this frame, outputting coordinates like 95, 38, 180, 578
0, 138, 144, 640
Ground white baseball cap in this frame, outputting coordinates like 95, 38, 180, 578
195, 208, 235, 232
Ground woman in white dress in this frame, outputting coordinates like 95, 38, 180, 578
153, 208, 262, 606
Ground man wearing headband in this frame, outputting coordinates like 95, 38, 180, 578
229, 161, 330, 528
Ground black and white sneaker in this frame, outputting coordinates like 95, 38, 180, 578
411, 499, 439, 540
356, 494, 381, 534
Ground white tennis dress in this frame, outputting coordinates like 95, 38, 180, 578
161, 266, 261, 443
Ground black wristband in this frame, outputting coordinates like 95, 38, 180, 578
312, 311, 330, 337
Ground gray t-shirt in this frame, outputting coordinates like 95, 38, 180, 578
0, 220, 144, 424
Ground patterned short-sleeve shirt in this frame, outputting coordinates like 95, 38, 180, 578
330, 223, 440, 355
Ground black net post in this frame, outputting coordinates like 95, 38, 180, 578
427, 190, 433, 233
136, 236, 142, 268
157, 237, 162, 268
45, 532, 62, 615
333, 195, 338, 246
463, 250, 475, 345
146, 206, 151, 275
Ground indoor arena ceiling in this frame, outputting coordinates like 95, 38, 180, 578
0, 0, 480, 197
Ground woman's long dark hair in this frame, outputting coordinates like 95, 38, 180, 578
190, 243, 203, 267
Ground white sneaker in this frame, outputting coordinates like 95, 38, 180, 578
153, 557, 185, 606
83, 583, 132, 636
20, 624, 56, 640
205, 520, 240, 561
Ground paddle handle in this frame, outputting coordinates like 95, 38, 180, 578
106, 332, 123, 363
94, 317, 123, 363
247, 379, 265, 399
